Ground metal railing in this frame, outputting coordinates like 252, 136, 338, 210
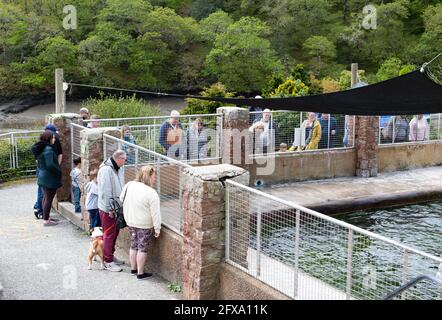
103, 134, 192, 235
384, 275, 442, 300
379, 114, 442, 145
71, 123, 87, 162
85, 113, 223, 161
248, 111, 355, 156
225, 179, 442, 300
0, 130, 41, 181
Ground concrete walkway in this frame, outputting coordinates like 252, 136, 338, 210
0, 180, 182, 300
263, 166, 442, 213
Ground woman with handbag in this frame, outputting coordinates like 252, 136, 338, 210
120, 165, 161, 280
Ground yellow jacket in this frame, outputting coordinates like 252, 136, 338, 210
288, 120, 322, 151
305, 120, 321, 150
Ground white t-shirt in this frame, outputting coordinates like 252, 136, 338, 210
120, 181, 161, 232
85, 180, 98, 210
70, 167, 82, 188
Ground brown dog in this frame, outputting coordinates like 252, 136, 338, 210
88, 227, 104, 270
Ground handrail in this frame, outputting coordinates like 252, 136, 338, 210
103, 134, 192, 168
384, 275, 442, 300
83, 113, 222, 123
225, 179, 442, 264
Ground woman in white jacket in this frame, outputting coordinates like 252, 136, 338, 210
120, 165, 161, 280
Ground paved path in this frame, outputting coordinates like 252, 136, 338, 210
0, 180, 182, 300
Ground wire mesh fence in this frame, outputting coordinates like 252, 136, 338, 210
379, 114, 442, 144
225, 179, 442, 300
248, 111, 354, 156
71, 123, 87, 160
0, 130, 41, 182
85, 114, 222, 162
103, 134, 192, 234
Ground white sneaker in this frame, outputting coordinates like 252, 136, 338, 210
104, 262, 122, 272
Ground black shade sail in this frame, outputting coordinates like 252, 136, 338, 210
191, 70, 442, 115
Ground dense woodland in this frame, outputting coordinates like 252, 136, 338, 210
0, 0, 441, 99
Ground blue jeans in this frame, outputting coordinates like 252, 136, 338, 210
33, 168, 43, 213
88, 209, 101, 229
72, 186, 81, 213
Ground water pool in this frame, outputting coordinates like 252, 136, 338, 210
249, 200, 442, 299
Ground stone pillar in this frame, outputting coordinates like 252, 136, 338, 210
355, 116, 379, 177
79, 128, 119, 228
47, 113, 80, 203
181, 164, 249, 300
217, 107, 250, 167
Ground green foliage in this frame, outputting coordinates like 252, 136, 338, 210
269, 78, 309, 98
191, 0, 224, 20
181, 82, 235, 115
205, 16, 283, 93
303, 36, 337, 76
82, 93, 161, 119
167, 283, 182, 293
339, 69, 368, 90
0, 137, 37, 183
11, 36, 78, 91
376, 58, 417, 81
0, 0, 439, 97
268, 78, 308, 143
199, 10, 233, 43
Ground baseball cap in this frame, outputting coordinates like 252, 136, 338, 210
170, 110, 180, 117
45, 124, 57, 133
79, 107, 89, 113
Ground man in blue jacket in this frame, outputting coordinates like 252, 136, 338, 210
319, 113, 338, 149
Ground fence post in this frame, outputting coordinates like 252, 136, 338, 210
70, 123, 74, 170
346, 229, 354, 300
328, 116, 331, 149
55, 68, 64, 114
8, 133, 13, 169
256, 210, 262, 277
225, 184, 230, 262
181, 164, 249, 300
402, 249, 409, 300
11, 132, 16, 169
216, 107, 249, 167
438, 114, 441, 140
156, 156, 161, 195
293, 209, 300, 299
378, 117, 381, 145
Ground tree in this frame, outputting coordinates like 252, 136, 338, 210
303, 36, 337, 76
199, 10, 233, 43
376, 57, 416, 81
12, 36, 78, 91
181, 82, 235, 115
191, 0, 224, 20
338, 69, 367, 90
205, 17, 283, 93
413, 3, 442, 76
262, 0, 335, 54
359, 1, 410, 68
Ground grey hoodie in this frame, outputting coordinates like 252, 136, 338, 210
97, 158, 125, 213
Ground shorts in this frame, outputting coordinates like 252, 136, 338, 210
128, 226, 154, 253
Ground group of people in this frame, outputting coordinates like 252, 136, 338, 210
95, 150, 161, 278
79, 107, 100, 128
249, 110, 339, 153
381, 114, 429, 143
31, 115, 162, 280
250, 110, 431, 152
158, 110, 209, 160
